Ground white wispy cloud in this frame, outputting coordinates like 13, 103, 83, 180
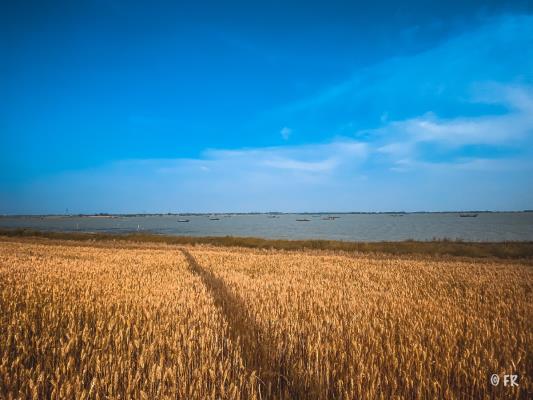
389, 156, 533, 173
374, 83, 533, 165
280, 126, 292, 140
276, 15, 533, 117
170, 139, 368, 175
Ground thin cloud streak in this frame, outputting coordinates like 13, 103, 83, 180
276, 14, 533, 116
373, 83, 533, 167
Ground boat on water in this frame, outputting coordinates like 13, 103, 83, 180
177, 219, 190, 222
321, 216, 339, 220
208, 217, 220, 221
459, 213, 478, 218
296, 218, 310, 222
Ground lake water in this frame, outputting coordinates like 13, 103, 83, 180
1, 213, 532, 242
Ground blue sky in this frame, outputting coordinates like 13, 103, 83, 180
1, 1, 532, 213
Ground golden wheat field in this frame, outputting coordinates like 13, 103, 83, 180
0, 237, 531, 399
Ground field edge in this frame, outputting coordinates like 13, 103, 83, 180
1, 227, 533, 260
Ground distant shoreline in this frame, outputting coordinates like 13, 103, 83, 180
1, 228, 532, 260
1, 210, 532, 218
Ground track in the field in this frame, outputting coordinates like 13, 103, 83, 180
180, 248, 319, 399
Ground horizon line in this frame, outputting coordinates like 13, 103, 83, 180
2, 210, 533, 217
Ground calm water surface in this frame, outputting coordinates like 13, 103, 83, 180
1, 213, 532, 242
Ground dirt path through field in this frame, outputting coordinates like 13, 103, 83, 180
180, 248, 309, 399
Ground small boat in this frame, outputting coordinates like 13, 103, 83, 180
459, 214, 478, 218
321, 216, 338, 220
267, 215, 279, 218
296, 218, 310, 222
177, 219, 190, 222
208, 217, 220, 221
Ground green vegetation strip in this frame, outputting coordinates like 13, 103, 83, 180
1, 228, 533, 259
